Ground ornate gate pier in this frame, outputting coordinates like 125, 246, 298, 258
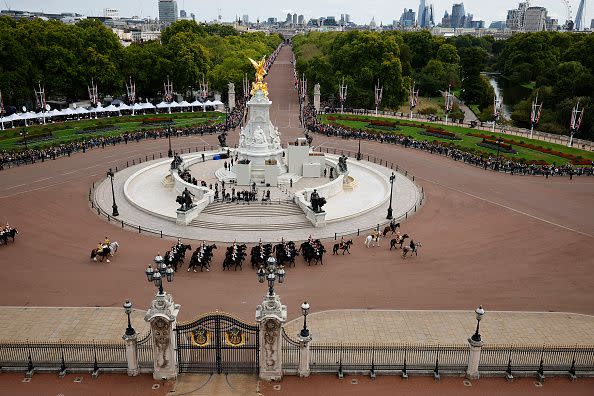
175, 313, 259, 374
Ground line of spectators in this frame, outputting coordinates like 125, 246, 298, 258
303, 104, 594, 178
0, 98, 246, 170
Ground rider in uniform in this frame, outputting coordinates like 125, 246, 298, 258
409, 239, 416, 252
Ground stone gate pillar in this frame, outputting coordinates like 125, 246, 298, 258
228, 82, 235, 111
122, 332, 139, 376
313, 83, 321, 112
255, 293, 287, 381
145, 293, 180, 380
466, 338, 483, 380
297, 333, 312, 377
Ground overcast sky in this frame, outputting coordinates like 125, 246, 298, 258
3, 0, 590, 25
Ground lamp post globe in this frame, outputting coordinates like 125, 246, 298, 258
471, 305, 485, 342
300, 301, 310, 338
167, 126, 173, 158
123, 300, 135, 336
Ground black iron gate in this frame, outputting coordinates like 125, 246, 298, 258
176, 313, 259, 374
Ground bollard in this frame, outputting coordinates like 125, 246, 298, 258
396, 165, 399, 171
160, 153, 162, 158
376, 224, 379, 231
152, 154, 155, 160
115, 166, 118, 172
415, 205, 417, 212
357, 229, 360, 236
132, 160, 135, 165
145, 155, 148, 161
204, 145, 206, 152
97, 208, 100, 215
334, 233, 337, 240
405, 212, 408, 219
367, 155, 370, 161
93, 182, 95, 188
107, 215, 110, 222
422, 186, 424, 193
412, 176, 415, 181
138, 226, 141, 233
405, 170, 408, 176
160, 231, 163, 238
121, 221, 124, 228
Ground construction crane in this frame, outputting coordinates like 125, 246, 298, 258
561, 0, 574, 30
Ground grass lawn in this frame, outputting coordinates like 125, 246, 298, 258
320, 114, 594, 165
521, 82, 536, 90
397, 97, 446, 117
0, 112, 224, 151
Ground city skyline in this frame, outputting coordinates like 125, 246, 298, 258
2, 0, 589, 25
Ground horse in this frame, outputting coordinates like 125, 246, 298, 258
90, 241, 118, 263
364, 234, 381, 248
299, 240, 326, 266
382, 222, 400, 237
333, 240, 353, 255
0, 227, 18, 245
251, 243, 272, 269
223, 244, 247, 271
402, 242, 422, 259
274, 241, 298, 267
390, 234, 409, 250
188, 244, 217, 272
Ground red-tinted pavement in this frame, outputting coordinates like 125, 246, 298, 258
0, 46, 592, 324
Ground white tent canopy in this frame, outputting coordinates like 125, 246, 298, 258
211, 100, 224, 106
104, 104, 119, 112
118, 103, 131, 110
141, 102, 155, 109
75, 107, 89, 114
178, 100, 191, 107
204, 100, 215, 107
189, 100, 203, 107
132, 103, 144, 110
61, 108, 76, 116
156, 101, 169, 109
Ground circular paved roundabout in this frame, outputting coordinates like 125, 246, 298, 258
1, 46, 594, 323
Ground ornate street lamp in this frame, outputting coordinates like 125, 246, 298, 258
386, 172, 396, 220
167, 126, 173, 158
471, 305, 485, 342
145, 254, 174, 295
123, 300, 135, 336
300, 301, 310, 337
106, 168, 119, 217
257, 257, 286, 296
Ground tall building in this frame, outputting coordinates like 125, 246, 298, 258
179, 9, 187, 19
506, 2, 529, 30
286, 13, 292, 23
441, 11, 451, 28
190, 13, 195, 21
451, 3, 465, 28
103, 8, 119, 19
298, 14, 304, 25
292, 13, 297, 25
591, 19, 594, 29
345, 14, 350, 24
418, 0, 426, 26
575, 0, 586, 31
158, 0, 178, 24
242, 14, 249, 24
400, 8, 416, 27
523, 6, 547, 31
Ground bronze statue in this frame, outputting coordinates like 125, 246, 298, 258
218, 132, 227, 148
310, 189, 326, 213
176, 187, 195, 211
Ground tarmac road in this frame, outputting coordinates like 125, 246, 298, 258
0, 46, 593, 322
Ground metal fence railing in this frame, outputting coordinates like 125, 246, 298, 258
282, 328, 301, 374
0, 340, 127, 374
137, 330, 154, 372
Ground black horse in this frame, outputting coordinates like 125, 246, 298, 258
188, 244, 217, 272
166, 244, 192, 271
223, 244, 247, 271
299, 240, 326, 266
390, 234, 409, 250
332, 240, 353, 255
0, 227, 19, 245
274, 241, 299, 267
250, 243, 273, 269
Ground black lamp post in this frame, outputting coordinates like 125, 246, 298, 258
107, 168, 119, 217
496, 138, 503, 159
145, 255, 174, 295
257, 257, 286, 296
386, 172, 396, 220
356, 133, 362, 161
123, 300, 135, 336
167, 126, 173, 158
471, 305, 485, 342
300, 301, 310, 338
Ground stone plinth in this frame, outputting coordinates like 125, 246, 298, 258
145, 293, 180, 380
466, 338, 484, 380
235, 162, 252, 186
123, 332, 139, 376
286, 143, 310, 175
228, 82, 235, 110
176, 206, 200, 225
305, 208, 326, 228
297, 334, 312, 377
303, 163, 321, 178
265, 163, 279, 186
255, 293, 287, 381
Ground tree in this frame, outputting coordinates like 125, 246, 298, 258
437, 44, 460, 64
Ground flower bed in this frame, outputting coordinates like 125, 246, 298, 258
365, 123, 400, 131
477, 138, 517, 154
141, 117, 175, 125
468, 132, 591, 165
76, 126, 119, 135
420, 128, 461, 140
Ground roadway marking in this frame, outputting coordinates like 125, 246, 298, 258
4, 183, 26, 190
420, 177, 594, 239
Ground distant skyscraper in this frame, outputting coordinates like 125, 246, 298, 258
418, 0, 426, 26
292, 13, 297, 25
523, 6, 547, 31
158, 0, 178, 24
345, 14, 350, 24
506, 2, 529, 30
179, 9, 187, 19
400, 8, 416, 27
441, 11, 451, 27
575, 0, 586, 31
190, 13, 195, 21
103, 8, 119, 19
286, 13, 292, 23
591, 19, 594, 29
242, 14, 249, 24
451, 3, 465, 28
298, 14, 304, 25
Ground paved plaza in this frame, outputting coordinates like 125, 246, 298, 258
0, 307, 149, 342
284, 310, 594, 346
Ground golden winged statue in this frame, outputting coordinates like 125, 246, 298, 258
248, 56, 268, 97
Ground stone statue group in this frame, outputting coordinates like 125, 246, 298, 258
310, 189, 326, 213
176, 187, 195, 212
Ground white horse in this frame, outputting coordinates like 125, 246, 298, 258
109, 241, 119, 256
364, 234, 381, 248
91, 241, 119, 263
402, 242, 422, 259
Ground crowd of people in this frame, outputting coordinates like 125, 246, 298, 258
0, 98, 247, 170
302, 104, 594, 177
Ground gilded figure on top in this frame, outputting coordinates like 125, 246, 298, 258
248, 56, 268, 97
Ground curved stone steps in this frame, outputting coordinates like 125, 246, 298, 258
202, 202, 303, 217
189, 220, 312, 231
